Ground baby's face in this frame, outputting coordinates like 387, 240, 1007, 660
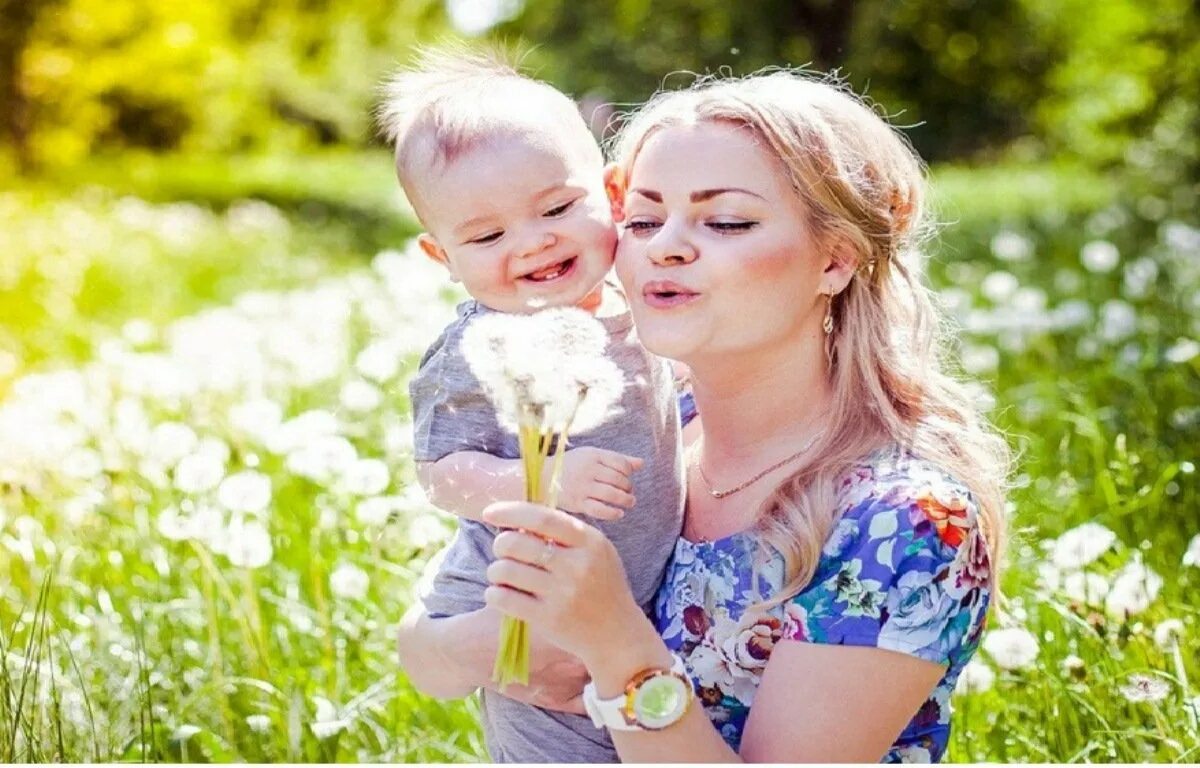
417, 132, 616, 314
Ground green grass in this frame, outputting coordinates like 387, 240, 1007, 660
1, 152, 1198, 761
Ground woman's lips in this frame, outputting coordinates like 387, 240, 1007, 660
642, 281, 700, 309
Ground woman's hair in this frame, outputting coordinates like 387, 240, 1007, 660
611, 70, 1011, 605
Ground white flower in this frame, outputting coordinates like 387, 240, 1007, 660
954, 659, 995, 695
310, 696, 350, 740
157, 506, 193, 541
1060, 571, 1110, 604
329, 563, 370, 601
339, 379, 383, 413
1122, 257, 1159, 299
171, 724, 202, 742
147, 421, 199, 467
1052, 299, 1093, 330
1081, 240, 1120, 273
217, 471, 272, 515
267, 409, 338, 455
224, 517, 273, 569
245, 714, 272, 734
1165, 338, 1200, 364
286, 436, 358, 484
981, 271, 1019, 303
1117, 673, 1171, 703
990, 230, 1033, 262
1052, 522, 1117, 570
1099, 300, 1137, 342
173, 452, 226, 494
355, 341, 401, 382
229, 398, 284, 443
960, 344, 999, 374
1153, 619, 1185, 651
408, 513, 451, 548
1183, 534, 1200, 567
61, 448, 104, 480
337, 458, 390, 497
121, 319, 157, 347
982, 627, 1039, 671
355, 496, 399, 527
1105, 558, 1163, 619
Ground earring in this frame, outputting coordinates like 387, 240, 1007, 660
822, 294, 834, 335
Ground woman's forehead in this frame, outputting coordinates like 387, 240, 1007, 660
630, 123, 791, 197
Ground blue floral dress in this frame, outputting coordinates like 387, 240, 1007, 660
653, 443, 992, 762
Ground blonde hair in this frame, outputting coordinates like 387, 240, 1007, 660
612, 70, 1011, 605
376, 44, 601, 224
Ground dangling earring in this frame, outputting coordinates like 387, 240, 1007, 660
822, 294, 834, 335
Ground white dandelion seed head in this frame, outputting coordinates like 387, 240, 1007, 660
1118, 673, 1171, 703
245, 714, 272, 734
960, 344, 1000, 375
981, 270, 1020, 303
1183, 534, 1200, 567
171, 724, 202, 742
173, 452, 226, 494
355, 496, 398, 527
408, 513, 451, 548
339, 379, 383, 413
1059, 571, 1110, 604
982, 627, 1040, 671
286, 435, 358, 484
223, 516, 273, 569
337, 458, 390, 497
1099, 300, 1137, 342
329, 562, 370, 601
954, 659, 995, 695
1105, 557, 1163, 619
267, 409, 339, 455
147, 421, 199, 468
355, 340, 402, 383
217, 471, 272, 515
1165, 338, 1200, 364
61, 447, 104, 480
156, 506, 193, 542
1052, 522, 1118, 570
1081, 240, 1120, 273
1035, 561, 1061, 593
229, 398, 284, 443
1153, 619, 1185, 651
990, 230, 1033, 262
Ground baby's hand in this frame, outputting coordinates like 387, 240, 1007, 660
544, 447, 643, 520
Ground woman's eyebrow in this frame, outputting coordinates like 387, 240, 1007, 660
629, 187, 766, 203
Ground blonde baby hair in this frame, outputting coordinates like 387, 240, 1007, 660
612, 70, 1011, 606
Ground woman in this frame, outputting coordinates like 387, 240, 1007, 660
399, 70, 1009, 762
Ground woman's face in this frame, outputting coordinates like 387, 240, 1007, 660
614, 122, 829, 366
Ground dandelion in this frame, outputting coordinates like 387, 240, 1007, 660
1122, 257, 1159, 299
1052, 522, 1117, 570
1105, 558, 1163, 619
147, 421, 199, 467
954, 659, 995, 694
1117, 673, 1171, 703
229, 398, 284, 443
1099, 299, 1137, 342
1184, 534, 1200, 567
408, 513, 451, 549
337, 458, 390, 497
245, 714, 272, 734
173, 452, 226, 494
310, 696, 350, 740
355, 341, 402, 382
287, 435, 358, 484
1081, 240, 1120, 273
1062, 654, 1087, 680
224, 517, 273, 569
1060, 571, 1110, 604
339, 379, 383, 413
217, 471, 272, 515
355, 496, 398, 527
990, 230, 1033, 262
1153, 619, 1185, 651
1165, 338, 1200, 364
329, 563, 370, 601
982, 627, 1039, 671
981, 271, 1019, 303
171, 724, 202, 742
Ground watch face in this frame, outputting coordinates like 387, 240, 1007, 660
633, 676, 689, 730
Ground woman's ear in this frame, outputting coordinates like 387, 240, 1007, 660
603, 162, 627, 223
821, 235, 858, 295
418, 233, 460, 283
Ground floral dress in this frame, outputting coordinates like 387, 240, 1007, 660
653, 444, 992, 762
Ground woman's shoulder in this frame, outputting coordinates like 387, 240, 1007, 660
828, 443, 982, 564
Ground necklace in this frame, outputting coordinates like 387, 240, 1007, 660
692, 431, 824, 499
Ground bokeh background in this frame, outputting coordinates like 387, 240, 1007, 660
1, 0, 1198, 762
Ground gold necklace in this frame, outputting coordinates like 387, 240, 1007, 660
692, 431, 824, 499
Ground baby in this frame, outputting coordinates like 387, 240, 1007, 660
379, 47, 685, 762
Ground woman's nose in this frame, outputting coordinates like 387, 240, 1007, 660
647, 226, 697, 266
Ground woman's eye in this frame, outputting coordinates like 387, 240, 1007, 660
708, 221, 758, 233
625, 220, 661, 233
544, 200, 575, 217
469, 231, 503, 245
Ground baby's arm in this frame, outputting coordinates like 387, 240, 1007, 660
419, 447, 644, 522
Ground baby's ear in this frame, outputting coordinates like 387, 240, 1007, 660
603, 163, 626, 223
418, 234, 459, 282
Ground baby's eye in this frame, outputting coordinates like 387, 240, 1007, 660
707, 220, 758, 233
543, 200, 575, 217
468, 231, 503, 245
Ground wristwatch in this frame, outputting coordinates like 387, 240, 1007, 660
583, 653, 694, 732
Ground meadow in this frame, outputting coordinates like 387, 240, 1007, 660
1, 152, 1197, 762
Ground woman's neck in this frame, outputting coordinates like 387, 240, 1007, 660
688, 333, 832, 463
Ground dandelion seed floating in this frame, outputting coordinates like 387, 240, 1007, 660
461, 308, 625, 688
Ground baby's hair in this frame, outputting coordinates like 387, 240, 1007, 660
375, 43, 599, 221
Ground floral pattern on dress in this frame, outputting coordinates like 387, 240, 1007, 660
654, 445, 992, 762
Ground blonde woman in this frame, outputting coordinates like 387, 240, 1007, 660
399, 71, 1010, 763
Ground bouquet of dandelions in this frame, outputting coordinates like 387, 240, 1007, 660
462, 307, 625, 688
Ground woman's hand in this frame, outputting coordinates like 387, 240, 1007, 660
493, 633, 590, 714
481, 500, 649, 668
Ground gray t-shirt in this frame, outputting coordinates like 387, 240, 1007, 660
409, 298, 685, 763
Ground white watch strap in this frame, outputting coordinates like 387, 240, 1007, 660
583, 654, 689, 732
